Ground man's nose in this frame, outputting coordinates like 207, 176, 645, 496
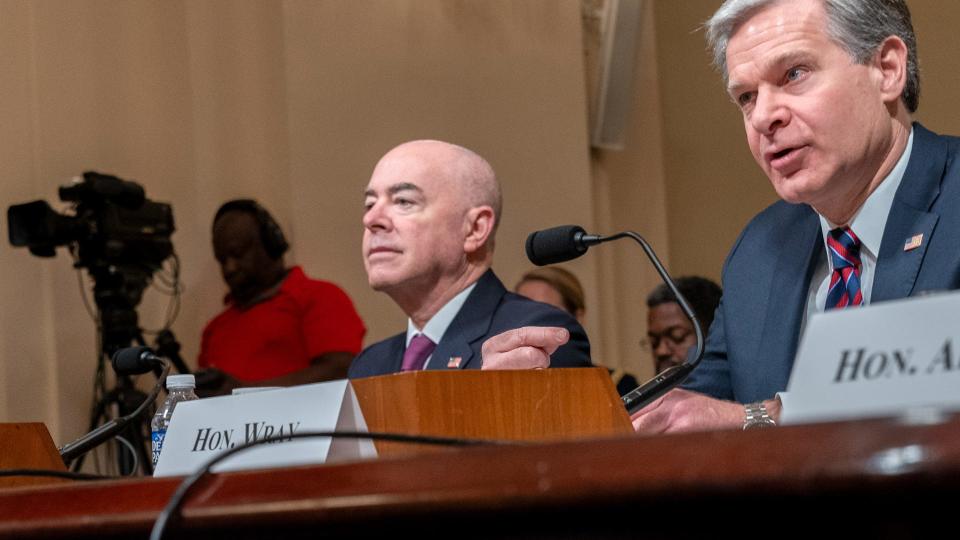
654, 339, 672, 358
363, 201, 389, 230
750, 88, 789, 135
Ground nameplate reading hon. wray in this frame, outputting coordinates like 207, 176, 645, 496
782, 290, 960, 425
153, 380, 376, 477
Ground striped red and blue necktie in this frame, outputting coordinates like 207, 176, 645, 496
825, 226, 863, 309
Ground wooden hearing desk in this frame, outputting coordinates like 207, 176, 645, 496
1, 370, 958, 538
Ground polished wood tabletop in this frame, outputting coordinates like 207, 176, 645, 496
1, 413, 958, 539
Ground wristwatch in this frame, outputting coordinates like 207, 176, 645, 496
742, 402, 777, 429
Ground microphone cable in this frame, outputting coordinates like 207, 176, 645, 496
150, 430, 519, 540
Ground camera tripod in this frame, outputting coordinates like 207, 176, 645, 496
72, 265, 188, 476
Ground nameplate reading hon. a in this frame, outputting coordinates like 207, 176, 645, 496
783, 291, 960, 425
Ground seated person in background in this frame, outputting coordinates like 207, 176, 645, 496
348, 140, 591, 378
197, 199, 366, 396
515, 266, 586, 324
516, 266, 638, 394
643, 276, 722, 374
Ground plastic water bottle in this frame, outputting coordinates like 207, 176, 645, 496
151, 374, 199, 468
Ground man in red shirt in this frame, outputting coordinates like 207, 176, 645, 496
196, 199, 365, 395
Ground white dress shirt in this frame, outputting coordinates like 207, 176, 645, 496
405, 282, 478, 369
802, 128, 914, 328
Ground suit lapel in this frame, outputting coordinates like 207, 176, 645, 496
427, 270, 504, 370
386, 334, 407, 374
873, 123, 944, 302
757, 209, 821, 389
872, 204, 938, 301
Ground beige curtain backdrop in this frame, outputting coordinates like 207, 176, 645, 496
0, 0, 602, 448
1, 0, 958, 451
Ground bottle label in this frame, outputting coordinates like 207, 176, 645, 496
151, 429, 166, 467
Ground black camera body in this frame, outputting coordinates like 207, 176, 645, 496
8, 171, 176, 351
8, 171, 174, 270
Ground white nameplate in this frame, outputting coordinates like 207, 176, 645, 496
153, 380, 376, 477
782, 291, 960, 425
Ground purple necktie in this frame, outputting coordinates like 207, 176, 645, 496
401, 334, 436, 372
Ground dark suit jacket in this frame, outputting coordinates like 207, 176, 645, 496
684, 123, 960, 403
348, 269, 592, 378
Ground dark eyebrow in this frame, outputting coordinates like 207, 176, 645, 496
649, 324, 689, 336
765, 49, 813, 72
727, 49, 814, 95
364, 182, 423, 199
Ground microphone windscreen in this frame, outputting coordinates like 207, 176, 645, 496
525, 225, 587, 266
112, 346, 160, 375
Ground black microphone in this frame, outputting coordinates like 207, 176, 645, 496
524, 225, 705, 414
59, 347, 171, 464
112, 346, 164, 375
525, 225, 603, 265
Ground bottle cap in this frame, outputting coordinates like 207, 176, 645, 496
166, 374, 196, 390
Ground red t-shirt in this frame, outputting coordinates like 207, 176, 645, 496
198, 267, 366, 381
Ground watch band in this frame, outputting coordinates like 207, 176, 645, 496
742, 401, 776, 429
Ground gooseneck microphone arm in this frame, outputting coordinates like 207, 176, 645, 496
59, 351, 170, 464
525, 225, 704, 415
602, 231, 705, 414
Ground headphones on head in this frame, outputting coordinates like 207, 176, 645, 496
213, 199, 290, 260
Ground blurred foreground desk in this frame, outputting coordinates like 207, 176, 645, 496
2, 414, 959, 539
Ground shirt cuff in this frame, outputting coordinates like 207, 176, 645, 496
774, 391, 790, 413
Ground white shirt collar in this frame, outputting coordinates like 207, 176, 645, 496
817, 127, 914, 262
405, 281, 478, 347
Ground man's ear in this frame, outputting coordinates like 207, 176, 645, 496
463, 206, 495, 254
874, 35, 908, 105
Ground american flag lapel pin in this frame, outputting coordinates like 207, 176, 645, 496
447, 357, 462, 368
903, 233, 923, 251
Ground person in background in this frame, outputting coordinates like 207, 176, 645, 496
643, 276, 722, 374
515, 266, 585, 324
196, 199, 366, 396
